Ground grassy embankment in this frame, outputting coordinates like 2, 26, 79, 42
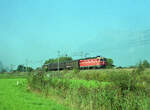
28, 68, 150, 110
1, 68, 150, 110
0, 75, 69, 110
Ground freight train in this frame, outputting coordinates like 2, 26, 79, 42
44, 56, 107, 71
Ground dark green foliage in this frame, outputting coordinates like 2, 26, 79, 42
17, 65, 26, 72
0, 68, 7, 73
0, 61, 3, 73
106, 58, 114, 68
27, 70, 50, 97
35, 67, 42, 71
129, 60, 150, 69
44, 59, 56, 64
0, 61, 7, 73
134, 61, 145, 75
44, 56, 72, 65
17, 65, 34, 72
143, 60, 150, 68
109, 72, 140, 93
26, 67, 34, 72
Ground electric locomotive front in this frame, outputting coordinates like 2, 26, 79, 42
79, 56, 107, 69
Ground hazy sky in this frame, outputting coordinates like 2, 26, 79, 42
0, 0, 150, 68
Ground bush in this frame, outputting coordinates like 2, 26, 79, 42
135, 61, 145, 74
28, 68, 150, 110
143, 60, 150, 68
73, 68, 80, 74
106, 58, 114, 68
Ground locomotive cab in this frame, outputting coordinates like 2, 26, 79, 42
100, 57, 107, 66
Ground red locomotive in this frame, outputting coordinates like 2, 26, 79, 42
80, 56, 107, 69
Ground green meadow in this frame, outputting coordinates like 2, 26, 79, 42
0, 78, 69, 110
1, 68, 150, 110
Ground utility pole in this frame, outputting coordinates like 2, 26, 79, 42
57, 51, 60, 73
10, 64, 15, 72
25, 59, 28, 72
10, 64, 13, 72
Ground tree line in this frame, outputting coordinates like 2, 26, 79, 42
44, 56, 73, 64
129, 60, 150, 68
2, 57, 150, 73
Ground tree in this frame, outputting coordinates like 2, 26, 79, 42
58, 56, 72, 63
142, 60, 150, 68
1, 68, 7, 73
44, 56, 73, 65
136, 61, 145, 74
17, 65, 34, 72
0, 61, 8, 73
17, 65, 25, 72
0, 61, 3, 73
26, 67, 34, 72
106, 58, 114, 68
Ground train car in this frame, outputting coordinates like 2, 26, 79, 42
79, 56, 106, 69
57, 60, 79, 70
64, 60, 79, 69
44, 56, 107, 71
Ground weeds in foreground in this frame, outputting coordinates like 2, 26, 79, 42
27, 65, 150, 110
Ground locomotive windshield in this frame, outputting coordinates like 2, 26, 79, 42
100, 58, 107, 62
100, 59, 104, 61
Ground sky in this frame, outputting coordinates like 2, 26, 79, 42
0, 0, 150, 68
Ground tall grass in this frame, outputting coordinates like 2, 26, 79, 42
28, 67, 150, 110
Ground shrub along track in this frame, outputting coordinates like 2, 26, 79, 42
29, 68, 150, 110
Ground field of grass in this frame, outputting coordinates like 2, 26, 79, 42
28, 68, 150, 110
0, 78, 69, 110
1, 68, 150, 110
